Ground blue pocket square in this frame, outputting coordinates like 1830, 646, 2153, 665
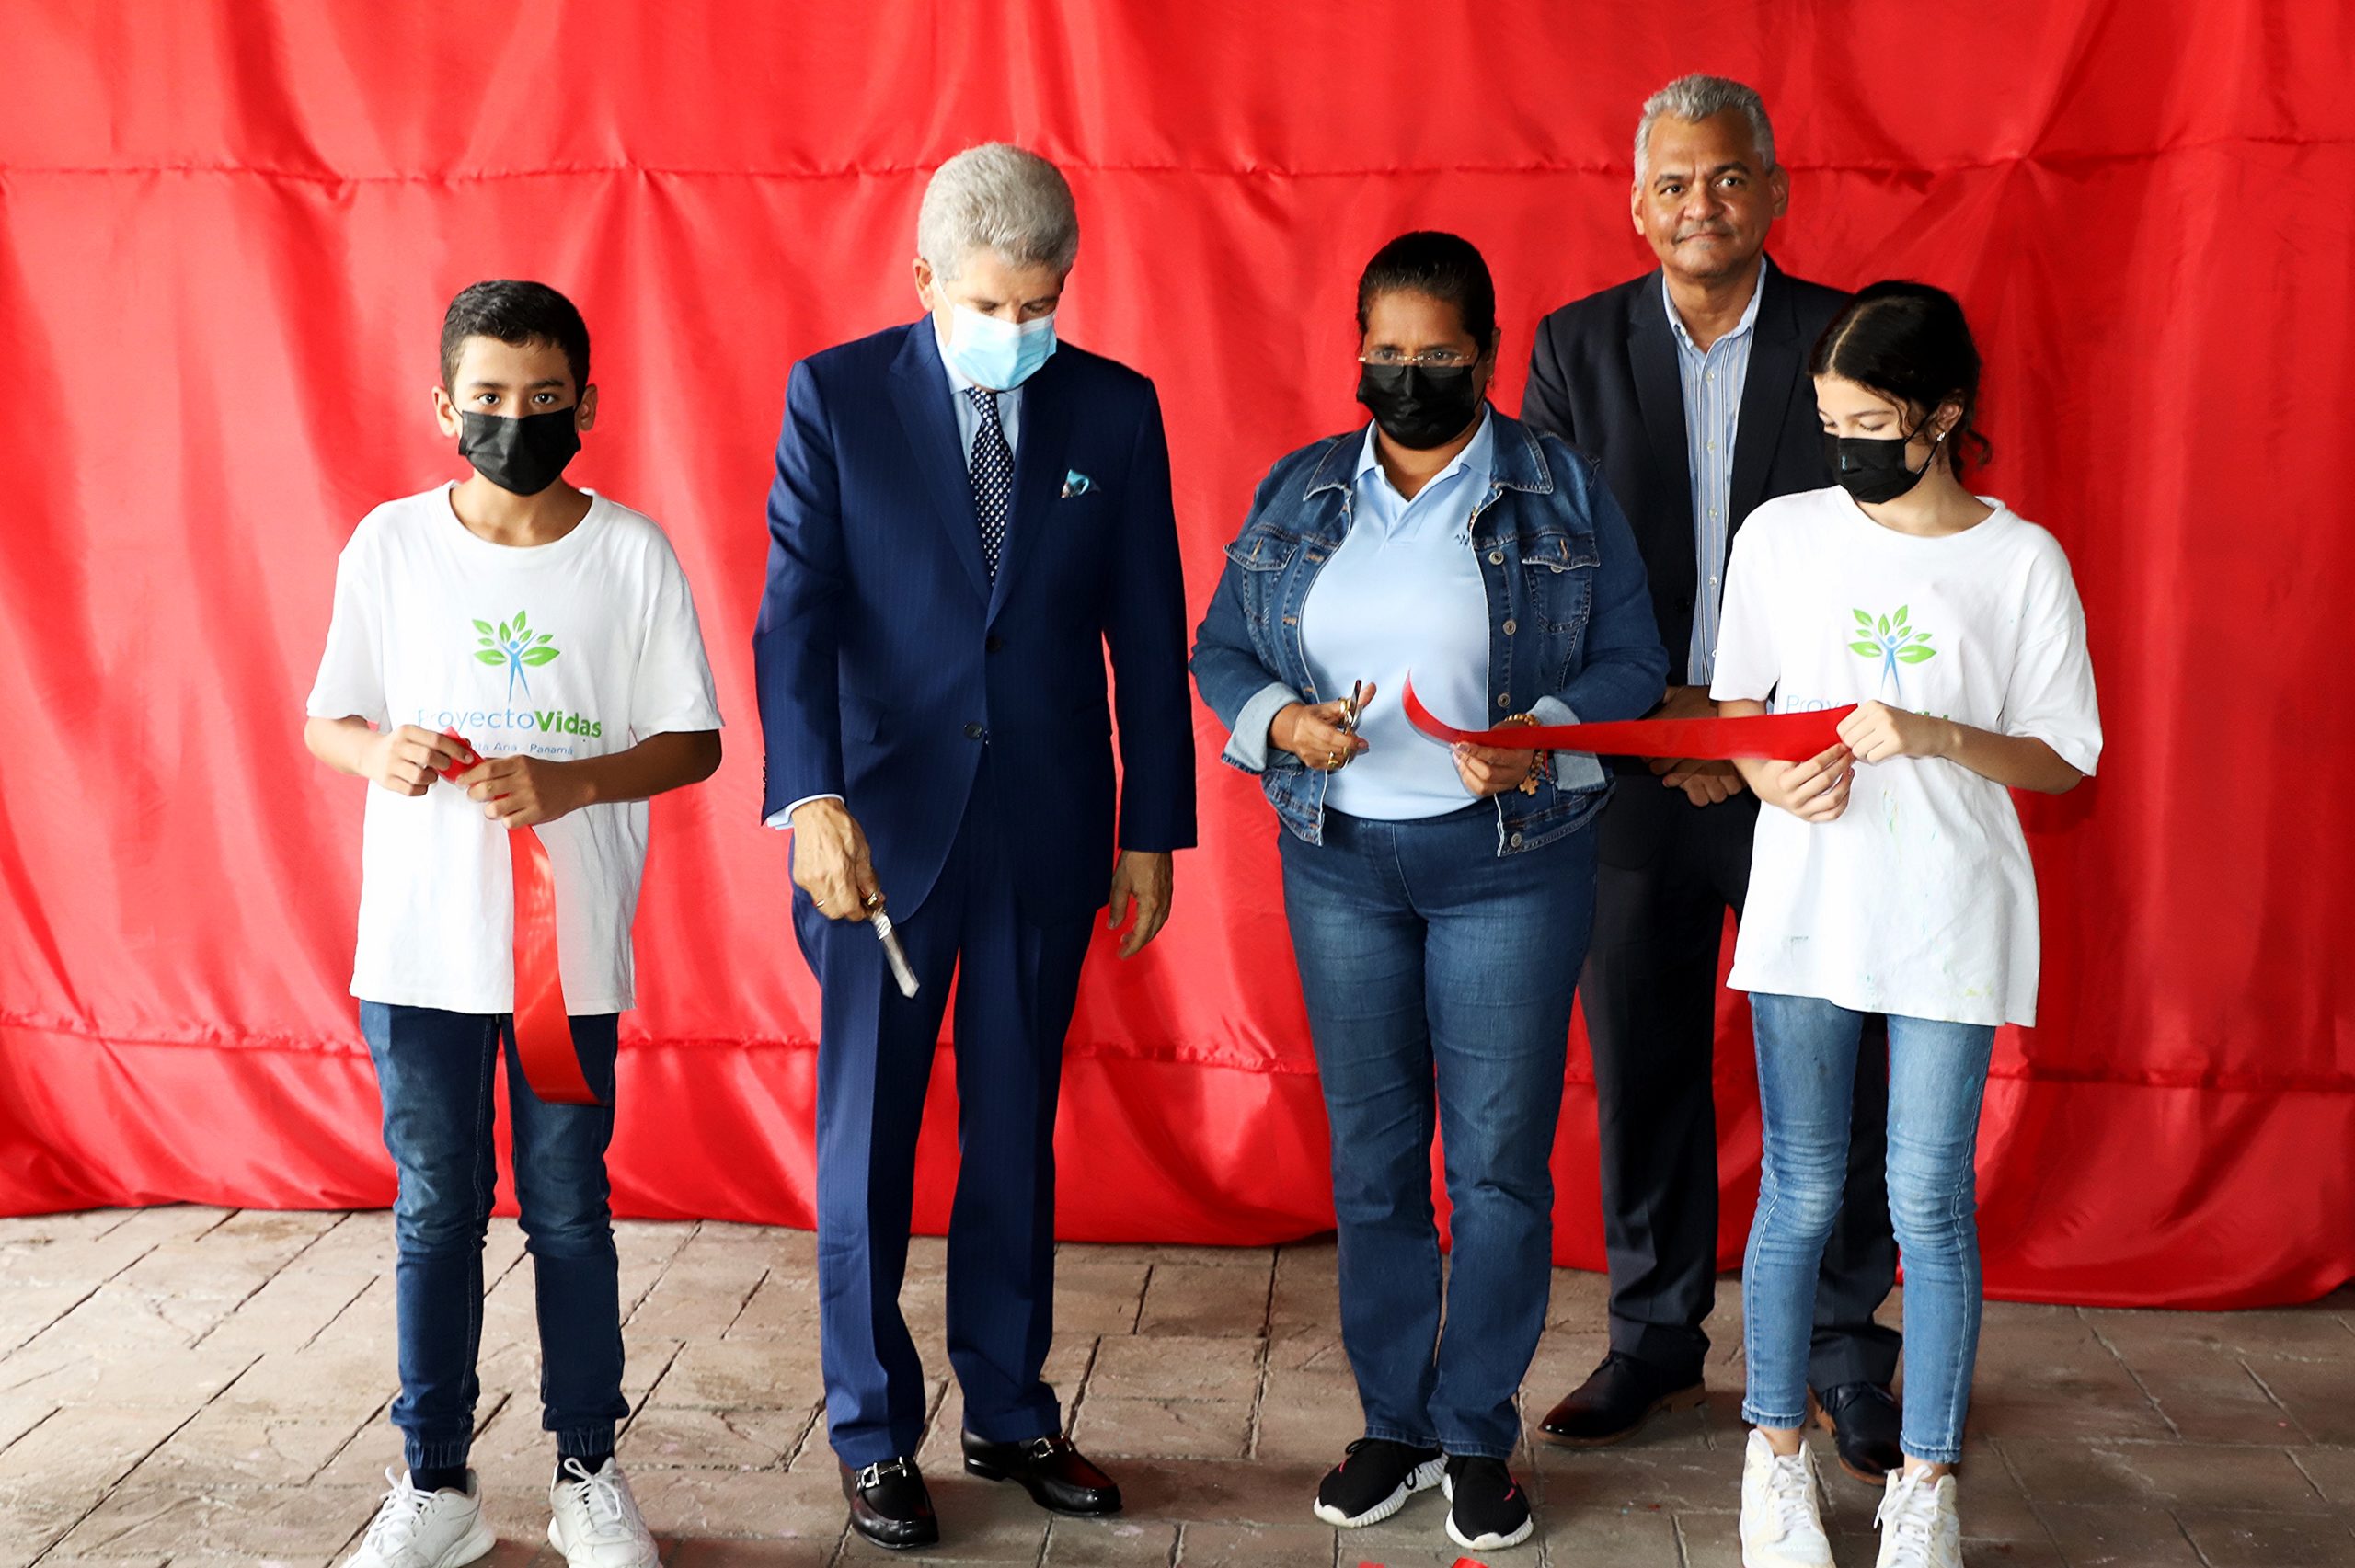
1060, 470, 1094, 498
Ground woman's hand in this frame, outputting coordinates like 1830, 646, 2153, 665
1271, 682, 1376, 773
1837, 701, 1956, 765
1452, 742, 1539, 796
1752, 742, 1855, 823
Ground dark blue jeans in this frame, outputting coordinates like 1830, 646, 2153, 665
1280, 804, 1599, 1459
362, 1002, 629, 1472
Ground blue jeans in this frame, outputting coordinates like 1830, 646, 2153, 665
1740, 993, 1996, 1465
1280, 804, 1598, 1459
362, 1002, 630, 1471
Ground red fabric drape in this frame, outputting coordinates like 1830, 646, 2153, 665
3, 2, 2349, 1308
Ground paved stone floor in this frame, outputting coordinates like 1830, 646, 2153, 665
4, 1208, 2355, 1566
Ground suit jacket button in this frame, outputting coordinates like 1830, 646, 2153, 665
964, 723, 985, 740
985, 635, 1005, 653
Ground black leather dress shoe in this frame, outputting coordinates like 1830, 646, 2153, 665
961, 1432, 1122, 1515
1811, 1381, 1903, 1482
841, 1457, 938, 1550
1535, 1351, 1706, 1446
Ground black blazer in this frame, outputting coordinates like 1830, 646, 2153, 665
1522, 261, 1848, 686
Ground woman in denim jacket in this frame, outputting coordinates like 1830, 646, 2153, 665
1189, 233, 1668, 1552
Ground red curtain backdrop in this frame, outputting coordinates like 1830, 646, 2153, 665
3, 2, 2350, 1309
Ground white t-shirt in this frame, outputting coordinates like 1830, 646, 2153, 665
306, 485, 722, 1014
1710, 487, 2100, 1026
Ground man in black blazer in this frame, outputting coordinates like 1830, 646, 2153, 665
1521, 75, 1902, 1482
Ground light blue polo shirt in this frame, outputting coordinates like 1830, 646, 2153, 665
1300, 414, 1497, 820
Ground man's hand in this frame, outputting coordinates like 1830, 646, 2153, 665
1752, 742, 1855, 824
1270, 682, 1376, 773
1837, 701, 1957, 766
1658, 758, 1746, 807
1108, 850, 1174, 957
1452, 742, 1540, 797
362, 726, 472, 797
790, 798, 881, 922
456, 754, 591, 828
1643, 686, 1747, 807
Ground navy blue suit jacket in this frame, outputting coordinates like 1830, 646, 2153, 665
754, 321, 1197, 922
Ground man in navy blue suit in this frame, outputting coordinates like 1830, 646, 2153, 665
753, 143, 1196, 1550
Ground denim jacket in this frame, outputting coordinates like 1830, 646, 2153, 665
1189, 409, 1669, 853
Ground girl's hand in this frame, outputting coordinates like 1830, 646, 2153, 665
1837, 701, 1956, 765
1754, 742, 1854, 824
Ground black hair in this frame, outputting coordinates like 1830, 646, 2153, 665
1355, 231, 1499, 351
439, 280, 592, 394
1809, 280, 1991, 472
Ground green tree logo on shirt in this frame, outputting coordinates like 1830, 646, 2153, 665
474, 611, 559, 701
1849, 606, 1935, 701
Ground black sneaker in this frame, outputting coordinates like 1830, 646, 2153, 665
1312, 1437, 1444, 1527
1442, 1454, 1534, 1551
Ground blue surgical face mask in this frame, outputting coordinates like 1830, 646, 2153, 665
938, 301, 1057, 390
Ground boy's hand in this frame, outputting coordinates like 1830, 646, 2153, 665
363, 726, 473, 797
1837, 701, 1957, 765
456, 754, 590, 827
1754, 742, 1855, 824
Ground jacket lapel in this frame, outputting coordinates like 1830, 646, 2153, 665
1729, 260, 1802, 529
986, 350, 1074, 625
1626, 272, 1694, 548
887, 323, 991, 601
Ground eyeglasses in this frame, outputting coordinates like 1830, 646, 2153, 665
1358, 348, 1480, 369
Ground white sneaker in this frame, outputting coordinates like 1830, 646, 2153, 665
1740, 1429, 1832, 1568
547, 1457, 660, 1568
1875, 1466, 1962, 1568
343, 1469, 495, 1568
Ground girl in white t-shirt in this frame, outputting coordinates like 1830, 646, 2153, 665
1710, 282, 2099, 1568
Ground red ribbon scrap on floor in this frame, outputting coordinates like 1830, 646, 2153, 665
1402, 679, 1856, 761
439, 733, 603, 1106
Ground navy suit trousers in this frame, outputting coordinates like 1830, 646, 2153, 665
793, 767, 1096, 1465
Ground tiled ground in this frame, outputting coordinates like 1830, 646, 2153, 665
4, 1208, 2353, 1566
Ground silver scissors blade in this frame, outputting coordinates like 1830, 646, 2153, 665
868, 906, 920, 999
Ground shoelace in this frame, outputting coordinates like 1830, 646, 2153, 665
1875, 1469, 1937, 1567
557, 1458, 634, 1539
1765, 1452, 1819, 1538
362, 1468, 433, 1551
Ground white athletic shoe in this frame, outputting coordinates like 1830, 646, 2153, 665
1874, 1465, 1962, 1568
547, 1457, 660, 1568
343, 1469, 495, 1568
1739, 1429, 1833, 1568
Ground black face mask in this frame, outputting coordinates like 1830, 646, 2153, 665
1357, 361, 1485, 450
459, 407, 581, 496
1824, 426, 1947, 506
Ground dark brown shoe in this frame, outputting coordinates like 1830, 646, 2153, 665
1810, 1382, 1903, 1483
1535, 1352, 1706, 1447
961, 1432, 1120, 1516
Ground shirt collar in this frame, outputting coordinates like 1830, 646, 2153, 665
1354, 406, 1497, 498
1662, 254, 1770, 352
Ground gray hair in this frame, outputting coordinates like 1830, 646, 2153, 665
916, 143, 1080, 280
1635, 74, 1776, 180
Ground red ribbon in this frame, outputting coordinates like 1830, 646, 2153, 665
1402, 679, 1855, 761
440, 734, 603, 1106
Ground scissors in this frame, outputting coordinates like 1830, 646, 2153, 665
864, 892, 920, 999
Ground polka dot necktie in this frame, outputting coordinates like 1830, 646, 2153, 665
966, 387, 1013, 578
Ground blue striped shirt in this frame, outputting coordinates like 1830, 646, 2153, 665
1664, 260, 1766, 684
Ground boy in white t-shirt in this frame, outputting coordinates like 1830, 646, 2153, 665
304, 280, 722, 1568
1711, 284, 2097, 1568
